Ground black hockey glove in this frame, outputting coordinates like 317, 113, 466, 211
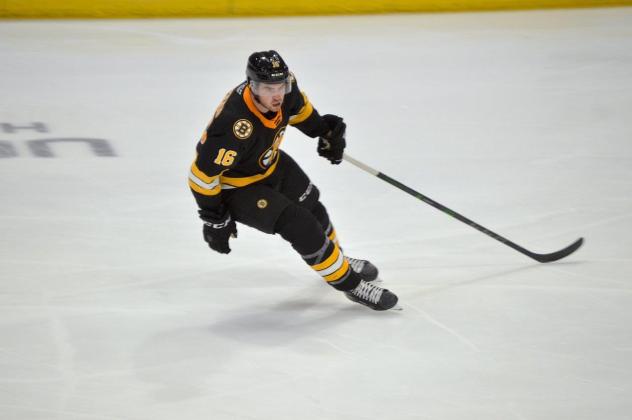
199, 209, 237, 254
317, 114, 346, 165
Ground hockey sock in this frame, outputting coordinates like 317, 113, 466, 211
275, 204, 327, 254
301, 238, 360, 291
275, 204, 359, 291
311, 201, 340, 247
310, 200, 329, 228
324, 223, 340, 247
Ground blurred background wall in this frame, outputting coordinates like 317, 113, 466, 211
1, 0, 631, 18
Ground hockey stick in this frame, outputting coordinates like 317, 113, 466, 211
342, 153, 584, 263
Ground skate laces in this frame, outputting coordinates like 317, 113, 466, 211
351, 281, 383, 304
347, 257, 366, 273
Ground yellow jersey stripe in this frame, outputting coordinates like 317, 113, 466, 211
189, 179, 221, 196
189, 169, 220, 189
220, 157, 279, 188
289, 91, 314, 125
190, 160, 217, 184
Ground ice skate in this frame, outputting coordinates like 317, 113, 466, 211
346, 257, 379, 282
345, 279, 399, 311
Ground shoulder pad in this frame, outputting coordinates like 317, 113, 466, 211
236, 81, 247, 96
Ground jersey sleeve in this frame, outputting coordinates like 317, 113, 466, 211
188, 113, 243, 214
287, 75, 329, 138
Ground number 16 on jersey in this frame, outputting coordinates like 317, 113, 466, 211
214, 148, 237, 166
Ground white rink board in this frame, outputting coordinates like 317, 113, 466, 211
1, 8, 632, 420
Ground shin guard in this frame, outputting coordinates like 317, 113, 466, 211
275, 204, 359, 291
301, 239, 360, 291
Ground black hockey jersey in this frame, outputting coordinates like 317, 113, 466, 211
188, 76, 327, 214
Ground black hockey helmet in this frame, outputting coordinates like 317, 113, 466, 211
246, 50, 290, 84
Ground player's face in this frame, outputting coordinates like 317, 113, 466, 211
252, 82, 286, 112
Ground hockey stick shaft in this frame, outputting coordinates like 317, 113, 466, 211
342, 153, 583, 263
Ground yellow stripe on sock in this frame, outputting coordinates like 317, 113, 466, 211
324, 259, 350, 282
311, 243, 340, 272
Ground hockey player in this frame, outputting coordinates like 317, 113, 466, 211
188, 50, 398, 311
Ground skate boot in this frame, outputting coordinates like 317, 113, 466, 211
345, 279, 399, 311
346, 257, 379, 282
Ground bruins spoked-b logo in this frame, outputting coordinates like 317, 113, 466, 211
233, 119, 253, 140
259, 126, 286, 169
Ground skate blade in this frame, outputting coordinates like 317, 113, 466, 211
390, 304, 403, 311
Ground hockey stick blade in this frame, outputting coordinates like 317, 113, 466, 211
525, 237, 584, 263
342, 153, 585, 263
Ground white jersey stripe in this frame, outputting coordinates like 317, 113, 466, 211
189, 170, 220, 191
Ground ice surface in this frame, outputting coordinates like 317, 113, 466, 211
1, 8, 631, 420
